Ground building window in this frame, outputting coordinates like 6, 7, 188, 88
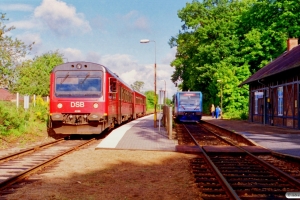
278, 87, 283, 116
254, 91, 263, 114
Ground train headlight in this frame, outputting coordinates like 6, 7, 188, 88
93, 103, 99, 108
76, 63, 82, 69
51, 113, 63, 121
57, 103, 63, 108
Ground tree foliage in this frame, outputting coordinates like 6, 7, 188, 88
169, 0, 300, 118
12, 51, 64, 96
0, 13, 33, 88
144, 90, 156, 110
131, 81, 144, 92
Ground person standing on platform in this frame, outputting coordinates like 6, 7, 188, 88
210, 104, 215, 118
215, 106, 221, 119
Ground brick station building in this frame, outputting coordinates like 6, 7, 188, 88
240, 38, 300, 129
0, 88, 16, 101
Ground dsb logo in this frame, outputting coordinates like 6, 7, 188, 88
71, 102, 84, 107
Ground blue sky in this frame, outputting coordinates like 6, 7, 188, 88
0, 0, 192, 98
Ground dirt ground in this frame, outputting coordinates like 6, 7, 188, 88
1, 132, 201, 200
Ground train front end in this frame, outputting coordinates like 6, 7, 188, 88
48, 62, 107, 135
174, 91, 203, 122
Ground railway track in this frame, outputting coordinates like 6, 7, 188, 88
0, 138, 96, 192
178, 123, 300, 200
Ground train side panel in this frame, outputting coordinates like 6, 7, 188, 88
133, 91, 146, 119
118, 82, 134, 123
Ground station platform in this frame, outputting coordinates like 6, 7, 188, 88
96, 114, 300, 158
96, 114, 178, 151
202, 116, 300, 157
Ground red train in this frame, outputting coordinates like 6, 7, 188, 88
47, 61, 146, 135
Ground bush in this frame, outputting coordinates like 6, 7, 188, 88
240, 112, 248, 120
30, 96, 49, 122
0, 96, 48, 136
223, 109, 248, 120
0, 101, 28, 136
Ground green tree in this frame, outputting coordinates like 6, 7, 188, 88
169, 0, 253, 117
12, 51, 64, 96
238, 0, 300, 73
131, 81, 144, 92
0, 13, 33, 88
144, 90, 157, 110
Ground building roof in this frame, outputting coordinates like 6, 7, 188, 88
0, 88, 16, 101
239, 44, 300, 86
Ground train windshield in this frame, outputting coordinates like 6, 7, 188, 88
179, 93, 200, 106
55, 71, 102, 97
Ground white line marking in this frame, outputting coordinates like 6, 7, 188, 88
96, 115, 151, 148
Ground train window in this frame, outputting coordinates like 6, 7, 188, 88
55, 71, 102, 97
109, 78, 117, 93
179, 93, 200, 106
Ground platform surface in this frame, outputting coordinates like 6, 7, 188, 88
202, 116, 300, 157
96, 114, 178, 151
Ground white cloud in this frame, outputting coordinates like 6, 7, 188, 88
61, 48, 85, 62
118, 11, 150, 34
34, 0, 91, 36
90, 15, 108, 32
100, 54, 140, 74
6, 20, 38, 30
134, 17, 148, 30
85, 51, 102, 63
17, 32, 42, 53
161, 47, 177, 65
0, 4, 34, 11
119, 70, 138, 86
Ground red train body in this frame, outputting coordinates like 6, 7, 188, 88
48, 61, 146, 135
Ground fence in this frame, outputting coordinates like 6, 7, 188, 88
17, 94, 49, 109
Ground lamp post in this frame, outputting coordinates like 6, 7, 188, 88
161, 80, 166, 105
140, 39, 157, 127
217, 80, 223, 118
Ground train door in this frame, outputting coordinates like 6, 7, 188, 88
118, 84, 122, 124
109, 77, 118, 125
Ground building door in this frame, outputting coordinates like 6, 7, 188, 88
298, 84, 300, 129
264, 90, 269, 124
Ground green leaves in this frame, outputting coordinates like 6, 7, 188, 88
0, 14, 32, 88
168, 0, 260, 117
12, 51, 64, 96
170, 0, 300, 118
131, 81, 144, 92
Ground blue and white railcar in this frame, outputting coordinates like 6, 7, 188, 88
174, 91, 203, 122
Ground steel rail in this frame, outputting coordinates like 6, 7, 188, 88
0, 138, 95, 191
201, 124, 300, 189
183, 124, 241, 200
0, 138, 65, 163
200, 120, 256, 146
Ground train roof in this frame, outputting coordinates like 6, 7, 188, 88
176, 91, 202, 94
51, 61, 135, 92
133, 90, 146, 97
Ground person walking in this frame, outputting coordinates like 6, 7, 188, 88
215, 106, 221, 119
210, 104, 215, 118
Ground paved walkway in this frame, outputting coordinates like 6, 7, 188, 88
96, 114, 177, 151
96, 114, 300, 157
202, 116, 300, 157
